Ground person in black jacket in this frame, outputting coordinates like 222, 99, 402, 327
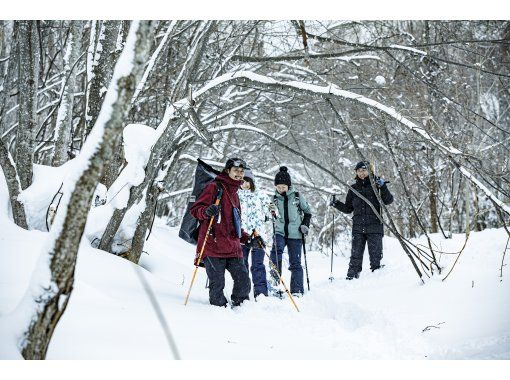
330, 161, 394, 280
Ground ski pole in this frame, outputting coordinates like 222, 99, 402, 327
269, 208, 281, 283
329, 195, 335, 282
252, 230, 300, 312
301, 233, 310, 291
184, 188, 223, 306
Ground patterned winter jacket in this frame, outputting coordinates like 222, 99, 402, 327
238, 188, 271, 242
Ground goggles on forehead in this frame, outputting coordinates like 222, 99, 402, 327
231, 159, 247, 168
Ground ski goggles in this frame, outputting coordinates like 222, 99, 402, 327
226, 158, 248, 169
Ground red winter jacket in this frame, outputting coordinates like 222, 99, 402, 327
190, 172, 250, 259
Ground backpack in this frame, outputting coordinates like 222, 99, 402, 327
179, 159, 221, 245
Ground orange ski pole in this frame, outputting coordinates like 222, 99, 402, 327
184, 188, 223, 305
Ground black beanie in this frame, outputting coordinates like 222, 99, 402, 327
354, 161, 370, 171
274, 166, 292, 187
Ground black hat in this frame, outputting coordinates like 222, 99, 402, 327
274, 166, 291, 187
225, 157, 247, 170
354, 161, 370, 171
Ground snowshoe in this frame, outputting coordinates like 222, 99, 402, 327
269, 288, 285, 299
267, 281, 285, 299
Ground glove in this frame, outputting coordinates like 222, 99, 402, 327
247, 235, 266, 249
330, 199, 341, 209
204, 204, 220, 217
268, 203, 278, 213
299, 224, 309, 235
193, 257, 205, 268
375, 177, 386, 188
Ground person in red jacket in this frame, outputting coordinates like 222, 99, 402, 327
190, 158, 263, 307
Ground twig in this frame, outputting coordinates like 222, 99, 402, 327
422, 322, 445, 333
442, 230, 471, 281
500, 237, 509, 280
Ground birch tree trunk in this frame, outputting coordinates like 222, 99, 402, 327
15, 21, 39, 190
20, 21, 153, 360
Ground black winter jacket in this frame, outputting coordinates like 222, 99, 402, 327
333, 176, 394, 234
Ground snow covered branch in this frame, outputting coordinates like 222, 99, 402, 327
183, 70, 510, 217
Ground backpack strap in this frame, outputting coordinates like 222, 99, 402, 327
294, 191, 302, 214
210, 180, 223, 238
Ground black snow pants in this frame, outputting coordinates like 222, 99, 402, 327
347, 233, 383, 277
204, 257, 251, 307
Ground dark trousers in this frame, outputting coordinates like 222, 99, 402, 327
269, 234, 304, 294
242, 245, 268, 297
347, 233, 383, 277
204, 257, 251, 307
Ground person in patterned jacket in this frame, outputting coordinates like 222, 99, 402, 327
238, 169, 271, 299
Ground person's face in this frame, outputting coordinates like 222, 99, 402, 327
241, 180, 251, 190
228, 166, 245, 181
356, 168, 369, 179
276, 184, 289, 194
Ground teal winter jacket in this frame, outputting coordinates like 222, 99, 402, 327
272, 187, 312, 239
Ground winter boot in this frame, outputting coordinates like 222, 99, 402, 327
371, 264, 385, 272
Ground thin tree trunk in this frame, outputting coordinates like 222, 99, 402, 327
98, 114, 179, 253
52, 21, 84, 166
15, 21, 39, 190
429, 168, 439, 233
85, 21, 120, 138
0, 137, 27, 228
126, 144, 188, 263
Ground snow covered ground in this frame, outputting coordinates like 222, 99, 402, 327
1, 188, 509, 359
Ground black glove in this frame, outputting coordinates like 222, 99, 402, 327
205, 204, 220, 217
247, 235, 266, 249
330, 199, 340, 208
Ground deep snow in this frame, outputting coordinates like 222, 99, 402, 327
1, 154, 510, 359
1, 190, 509, 359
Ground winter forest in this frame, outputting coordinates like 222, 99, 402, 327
0, 19, 509, 361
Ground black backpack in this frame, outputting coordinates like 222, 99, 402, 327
179, 159, 221, 245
